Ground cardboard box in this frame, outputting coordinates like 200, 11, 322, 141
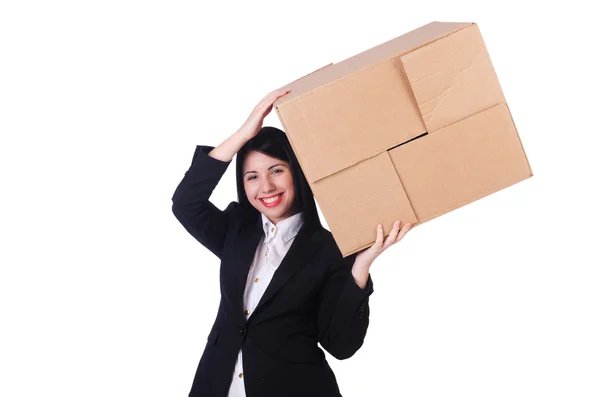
274, 21, 533, 257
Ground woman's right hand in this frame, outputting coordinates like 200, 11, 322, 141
237, 88, 292, 140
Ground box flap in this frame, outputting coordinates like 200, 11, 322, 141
311, 151, 417, 257
400, 23, 506, 132
277, 60, 426, 183
274, 21, 473, 108
388, 104, 532, 223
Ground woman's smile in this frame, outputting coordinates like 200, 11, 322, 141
259, 192, 284, 207
243, 150, 296, 223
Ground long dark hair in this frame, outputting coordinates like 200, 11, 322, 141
235, 126, 322, 232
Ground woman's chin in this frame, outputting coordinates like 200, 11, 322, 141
260, 206, 291, 220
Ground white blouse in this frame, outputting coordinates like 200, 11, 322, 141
227, 211, 304, 397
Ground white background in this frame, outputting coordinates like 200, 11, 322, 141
1, 1, 599, 396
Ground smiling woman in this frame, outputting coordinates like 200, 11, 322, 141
172, 88, 410, 397
234, 125, 323, 231
241, 141, 296, 223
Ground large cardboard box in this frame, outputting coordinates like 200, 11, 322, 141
274, 21, 533, 257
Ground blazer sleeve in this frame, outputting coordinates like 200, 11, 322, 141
317, 251, 374, 360
171, 145, 239, 260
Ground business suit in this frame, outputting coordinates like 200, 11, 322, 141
172, 145, 374, 397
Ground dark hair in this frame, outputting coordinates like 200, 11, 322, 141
235, 126, 322, 232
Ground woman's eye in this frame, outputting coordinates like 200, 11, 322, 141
246, 170, 281, 181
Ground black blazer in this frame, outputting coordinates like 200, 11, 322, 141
172, 145, 374, 397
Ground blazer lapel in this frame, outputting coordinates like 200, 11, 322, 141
233, 213, 264, 316
252, 221, 323, 316
233, 212, 324, 320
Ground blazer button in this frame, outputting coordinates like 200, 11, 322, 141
239, 327, 246, 335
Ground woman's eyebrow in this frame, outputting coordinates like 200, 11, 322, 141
243, 164, 286, 176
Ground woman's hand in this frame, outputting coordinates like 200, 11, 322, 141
356, 220, 412, 266
351, 220, 412, 289
237, 88, 291, 140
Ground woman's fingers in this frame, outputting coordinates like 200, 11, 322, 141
374, 224, 384, 249
260, 88, 290, 107
271, 87, 291, 97
378, 220, 412, 251
396, 223, 411, 243
384, 221, 401, 249
239, 89, 292, 140
254, 88, 291, 116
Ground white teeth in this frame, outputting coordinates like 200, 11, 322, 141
261, 194, 282, 204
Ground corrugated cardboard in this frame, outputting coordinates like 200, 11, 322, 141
274, 21, 533, 257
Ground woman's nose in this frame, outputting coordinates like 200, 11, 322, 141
260, 178, 276, 192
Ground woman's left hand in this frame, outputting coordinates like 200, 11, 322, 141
355, 220, 412, 269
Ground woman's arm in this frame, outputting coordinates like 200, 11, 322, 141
171, 142, 241, 260
171, 88, 291, 259
209, 87, 291, 162
207, 129, 253, 162
316, 221, 412, 359
317, 252, 374, 360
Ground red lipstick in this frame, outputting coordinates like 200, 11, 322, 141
259, 193, 283, 208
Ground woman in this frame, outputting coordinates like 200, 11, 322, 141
172, 88, 412, 397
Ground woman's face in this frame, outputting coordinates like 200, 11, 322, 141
243, 150, 297, 224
